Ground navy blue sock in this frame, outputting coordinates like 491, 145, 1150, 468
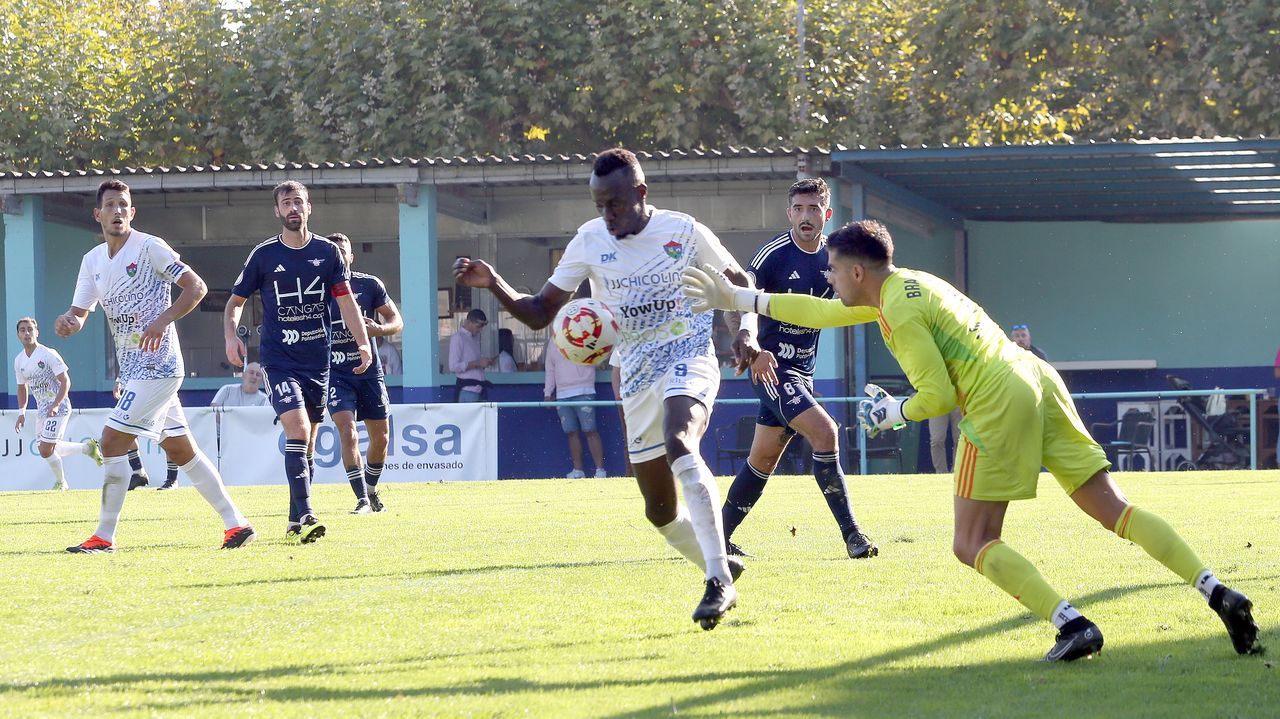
813, 450, 859, 537
127, 449, 143, 472
365, 462, 383, 488
166, 460, 178, 482
722, 462, 770, 541
346, 465, 366, 499
286, 440, 311, 521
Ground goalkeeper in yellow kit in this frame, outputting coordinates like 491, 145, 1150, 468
683, 219, 1262, 662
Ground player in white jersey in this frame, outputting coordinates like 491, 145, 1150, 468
454, 148, 754, 629
54, 179, 255, 553
12, 317, 103, 490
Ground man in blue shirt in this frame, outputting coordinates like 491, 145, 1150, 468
325, 232, 402, 515
722, 178, 877, 560
224, 181, 371, 542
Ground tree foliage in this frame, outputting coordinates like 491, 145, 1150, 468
1, 0, 1277, 172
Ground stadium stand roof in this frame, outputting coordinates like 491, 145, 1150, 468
4, 138, 1279, 222
832, 137, 1280, 222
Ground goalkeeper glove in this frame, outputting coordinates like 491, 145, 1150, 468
858, 383, 907, 438
681, 264, 765, 314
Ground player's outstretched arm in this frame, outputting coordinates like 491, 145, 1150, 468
223, 294, 249, 368
14, 385, 27, 432
336, 293, 373, 373
453, 257, 571, 329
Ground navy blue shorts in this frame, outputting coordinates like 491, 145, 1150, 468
327, 372, 390, 421
752, 372, 820, 432
262, 366, 327, 423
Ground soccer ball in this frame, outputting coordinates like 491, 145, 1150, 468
552, 298, 619, 366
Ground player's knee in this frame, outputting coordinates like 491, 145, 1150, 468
643, 499, 677, 526
37, 443, 54, 459
803, 423, 838, 452
663, 434, 698, 459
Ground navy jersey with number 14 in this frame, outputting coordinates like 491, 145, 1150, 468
747, 230, 833, 378
231, 234, 350, 373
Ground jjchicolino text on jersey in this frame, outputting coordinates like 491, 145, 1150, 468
72, 230, 188, 381
231, 234, 351, 373
746, 230, 834, 378
327, 272, 389, 378
548, 207, 740, 397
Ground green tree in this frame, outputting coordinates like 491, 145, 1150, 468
0, 0, 237, 171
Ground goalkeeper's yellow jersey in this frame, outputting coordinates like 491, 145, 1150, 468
767, 267, 1029, 422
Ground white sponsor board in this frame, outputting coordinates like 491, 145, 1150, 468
0, 403, 497, 490
208, 403, 497, 485
0, 408, 218, 491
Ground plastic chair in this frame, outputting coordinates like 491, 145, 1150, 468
1091, 408, 1156, 471
715, 415, 756, 474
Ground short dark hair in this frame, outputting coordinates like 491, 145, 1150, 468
827, 220, 894, 268
326, 232, 350, 246
96, 179, 130, 208
466, 308, 488, 323
592, 148, 642, 181
788, 178, 830, 206
272, 180, 309, 204
15, 316, 36, 331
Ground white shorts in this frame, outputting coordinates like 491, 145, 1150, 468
622, 354, 721, 464
107, 377, 190, 441
36, 412, 70, 444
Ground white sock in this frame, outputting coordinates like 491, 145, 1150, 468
55, 441, 87, 459
45, 454, 66, 487
181, 452, 248, 530
1051, 600, 1083, 629
94, 456, 131, 543
670, 453, 731, 583
656, 505, 705, 571
1195, 569, 1222, 602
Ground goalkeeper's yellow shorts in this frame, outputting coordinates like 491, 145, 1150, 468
952, 357, 1110, 502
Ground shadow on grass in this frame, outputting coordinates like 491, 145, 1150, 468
4, 582, 1273, 717
173, 556, 675, 589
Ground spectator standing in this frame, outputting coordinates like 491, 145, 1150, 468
449, 309, 493, 401
544, 338, 607, 478
1010, 323, 1047, 360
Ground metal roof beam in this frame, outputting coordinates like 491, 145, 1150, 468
834, 163, 965, 229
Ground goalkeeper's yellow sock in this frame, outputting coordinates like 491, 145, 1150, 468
1114, 505, 1208, 585
974, 540, 1066, 622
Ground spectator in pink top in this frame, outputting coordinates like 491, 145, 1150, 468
545, 338, 607, 478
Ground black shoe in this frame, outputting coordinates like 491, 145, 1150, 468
727, 555, 745, 582
299, 514, 326, 544
285, 523, 301, 539
726, 540, 754, 558
156, 478, 178, 490
691, 577, 738, 631
350, 498, 372, 515
1044, 618, 1104, 662
128, 473, 149, 491
368, 489, 385, 513
845, 530, 879, 559
1211, 586, 1264, 655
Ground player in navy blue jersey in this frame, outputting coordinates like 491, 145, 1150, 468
324, 233, 402, 515
223, 181, 372, 542
721, 178, 878, 559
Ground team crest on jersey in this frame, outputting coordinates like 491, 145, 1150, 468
663, 240, 683, 260
126, 262, 138, 278
37, 361, 45, 369
308, 258, 323, 266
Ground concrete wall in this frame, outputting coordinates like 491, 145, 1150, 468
966, 219, 1280, 368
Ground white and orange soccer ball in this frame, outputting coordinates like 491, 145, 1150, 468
552, 298, 619, 366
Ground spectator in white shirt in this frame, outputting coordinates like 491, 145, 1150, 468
449, 309, 493, 402
544, 338, 607, 478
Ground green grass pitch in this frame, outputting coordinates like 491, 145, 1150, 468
0, 470, 1276, 717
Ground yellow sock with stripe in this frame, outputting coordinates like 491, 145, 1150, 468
1113, 505, 1207, 585
974, 540, 1066, 622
